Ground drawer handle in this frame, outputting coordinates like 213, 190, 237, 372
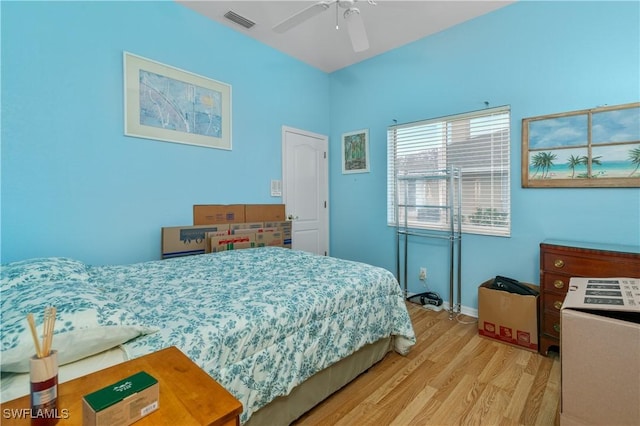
554, 301, 563, 310
553, 279, 565, 289
553, 323, 561, 333
554, 259, 565, 268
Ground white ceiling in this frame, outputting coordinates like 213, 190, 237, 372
177, 1, 515, 73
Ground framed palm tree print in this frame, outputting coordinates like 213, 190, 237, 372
522, 102, 640, 187
342, 129, 370, 174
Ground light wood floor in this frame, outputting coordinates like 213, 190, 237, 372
294, 302, 560, 426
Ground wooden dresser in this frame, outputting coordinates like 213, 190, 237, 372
539, 239, 640, 356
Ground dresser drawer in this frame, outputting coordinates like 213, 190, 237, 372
541, 272, 571, 294
542, 311, 561, 338
542, 291, 566, 313
542, 251, 640, 277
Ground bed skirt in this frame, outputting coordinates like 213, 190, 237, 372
245, 336, 393, 426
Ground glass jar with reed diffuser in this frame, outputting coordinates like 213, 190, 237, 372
27, 307, 59, 426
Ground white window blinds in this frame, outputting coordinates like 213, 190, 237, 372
387, 106, 511, 237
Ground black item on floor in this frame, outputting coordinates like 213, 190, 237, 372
407, 292, 443, 307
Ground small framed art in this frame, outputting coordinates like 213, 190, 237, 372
342, 129, 370, 174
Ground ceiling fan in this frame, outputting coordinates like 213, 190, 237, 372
273, 0, 377, 53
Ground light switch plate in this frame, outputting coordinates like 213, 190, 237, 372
271, 180, 282, 197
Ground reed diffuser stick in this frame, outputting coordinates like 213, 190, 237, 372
27, 313, 43, 358
26, 307, 56, 359
42, 307, 56, 356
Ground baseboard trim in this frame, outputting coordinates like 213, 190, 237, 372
442, 302, 478, 318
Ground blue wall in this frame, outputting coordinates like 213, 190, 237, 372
1, 1, 329, 265
2, 1, 639, 311
328, 1, 640, 309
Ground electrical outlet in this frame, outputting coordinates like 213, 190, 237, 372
419, 267, 427, 281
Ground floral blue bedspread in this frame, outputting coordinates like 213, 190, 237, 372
88, 247, 416, 424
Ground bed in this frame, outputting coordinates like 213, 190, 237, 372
1, 247, 416, 425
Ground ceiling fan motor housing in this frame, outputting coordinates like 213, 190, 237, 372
344, 8, 360, 20
338, 0, 356, 8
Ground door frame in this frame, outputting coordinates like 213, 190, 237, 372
281, 125, 330, 255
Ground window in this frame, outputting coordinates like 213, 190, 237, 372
387, 106, 511, 237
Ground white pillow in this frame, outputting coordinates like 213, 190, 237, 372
1, 277, 157, 373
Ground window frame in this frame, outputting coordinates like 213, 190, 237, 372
387, 106, 511, 237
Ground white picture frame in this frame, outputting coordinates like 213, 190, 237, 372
342, 129, 370, 174
124, 52, 232, 150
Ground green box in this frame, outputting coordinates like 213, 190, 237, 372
82, 371, 159, 426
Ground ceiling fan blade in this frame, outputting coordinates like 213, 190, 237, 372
273, 1, 331, 33
345, 8, 369, 52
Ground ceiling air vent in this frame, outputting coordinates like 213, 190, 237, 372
224, 10, 255, 29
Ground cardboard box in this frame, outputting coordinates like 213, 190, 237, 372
82, 371, 159, 426
231, 227, 279, 235
245, 204, 286, 222
477, 279, 539, 352
265, 221, 291, 235
193, 205, 245, 225
255, 231, 284, 247
560, 277, 640, 426
230, 222, 264, 231
209, 234, 255, 252
211, 241, 255, 253
161, 224, 230, 259
204, 230, 231, 253
264, 221, 292, 248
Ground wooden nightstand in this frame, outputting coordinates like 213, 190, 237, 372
0, 346, 242, 426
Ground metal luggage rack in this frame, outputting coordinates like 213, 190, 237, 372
394, 166, 462, 319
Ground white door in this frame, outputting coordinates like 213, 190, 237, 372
282, 126, 329, 256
